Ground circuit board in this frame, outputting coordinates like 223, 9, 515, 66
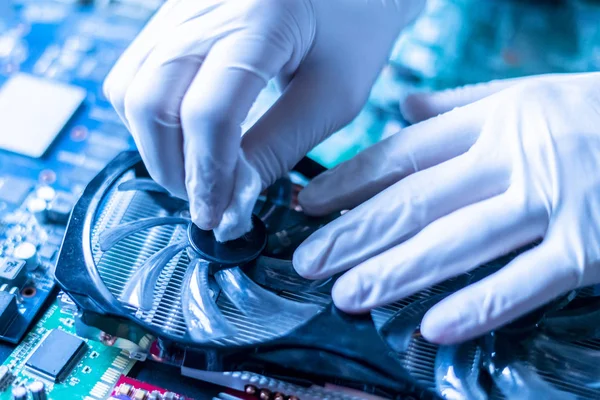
0, 0, 163, 348
0, 294, 136, 400
0, 205, 58, 344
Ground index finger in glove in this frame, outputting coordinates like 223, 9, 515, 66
177, 31, 296, 230
399, 73, 577, 124
299, 95, 494, 217
103, 0, 183, 127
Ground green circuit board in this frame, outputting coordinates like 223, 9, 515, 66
0, 296, 136, 400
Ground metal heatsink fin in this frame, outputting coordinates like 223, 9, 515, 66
98, 217, 190, 251
120, 239, 189, 310
181, 259, 236, 342
118, 178, 170, 193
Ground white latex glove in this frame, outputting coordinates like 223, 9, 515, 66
293, 72, 600, 344
103, 0, 425, 241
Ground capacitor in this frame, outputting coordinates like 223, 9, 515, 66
26, 197, 48, 224
11, 386, 27, 400
46, 192, 75, 225
148, 391, 162, 400
13, 242, 38, 271
244, 385, 257, 395
29, 381, 48, 400
35, 186, 56, 202
259, 388, 272, 400
118, 383, 133, 396
133, 389, 148, 400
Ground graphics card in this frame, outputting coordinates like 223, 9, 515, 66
55, 151, 600, 400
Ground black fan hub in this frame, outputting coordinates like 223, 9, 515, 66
187, 215, 267, 266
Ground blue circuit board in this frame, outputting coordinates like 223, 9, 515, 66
0, 0, 408, 350
0, 1, 161, 193
0, 0, 161, 345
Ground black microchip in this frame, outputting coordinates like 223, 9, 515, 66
26, 329, 88, 382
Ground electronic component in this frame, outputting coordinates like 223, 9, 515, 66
10, 386, 26, 400
12, 242, 38, 271
0, 292, 18, 333
35, 186, 56, 202
46, 192, 76, 225
37, 245, 55, 261
0, 177, 33, 206
111, 377, 191, 400
25, 329, 88, 382
0, 366, 14, 391
26, 197, 48, 224
133, 389, 148, 400
28, 381, 47, 400
1, 296, 136, 400
118, 383, 133, 396
0, 74, 85, 158
0, 258, 27, 288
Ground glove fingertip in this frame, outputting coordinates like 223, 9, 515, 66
331, 273, 369, 314
297, 187, 330, 216
421, 306, 467, 345
190, 200, 221, 231
400, 92, 439, 124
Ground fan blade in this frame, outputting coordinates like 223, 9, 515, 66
540, 297, 600, 340
258, 177, 291, 232
121, 239, 188, 311
214, 267, 321, 322
435, 342, 486, 400
118, 178, 169, 193
181, 259, 236, 342
380, 294, 446, 353
489, 361, 574, 400
248, 256, 334, 292
531, 335, 600, 390
484, 335, 577, 400
99, 217, 190, 251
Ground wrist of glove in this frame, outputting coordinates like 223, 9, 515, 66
294, 72, 600, 344
103, 0, 426, 241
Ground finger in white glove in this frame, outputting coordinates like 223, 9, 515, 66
400, 72, 590, 124
104, 0, 426, 241
295, 72, 600, 344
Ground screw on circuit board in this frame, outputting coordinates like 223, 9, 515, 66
259, 388, 272, 400
273, 392, 287, 400
244, 384, 257, 395
288, 396, 299, 400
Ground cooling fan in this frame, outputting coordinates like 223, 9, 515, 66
55, 151, 445, 399
55, 151, 600, 400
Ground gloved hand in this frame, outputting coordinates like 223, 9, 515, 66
294, 72, 600, 344
103, 0, 425, 241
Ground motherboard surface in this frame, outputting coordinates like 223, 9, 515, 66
0, 294, 136, 400
0, 0, 162, 348
0, 2, 408, 399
